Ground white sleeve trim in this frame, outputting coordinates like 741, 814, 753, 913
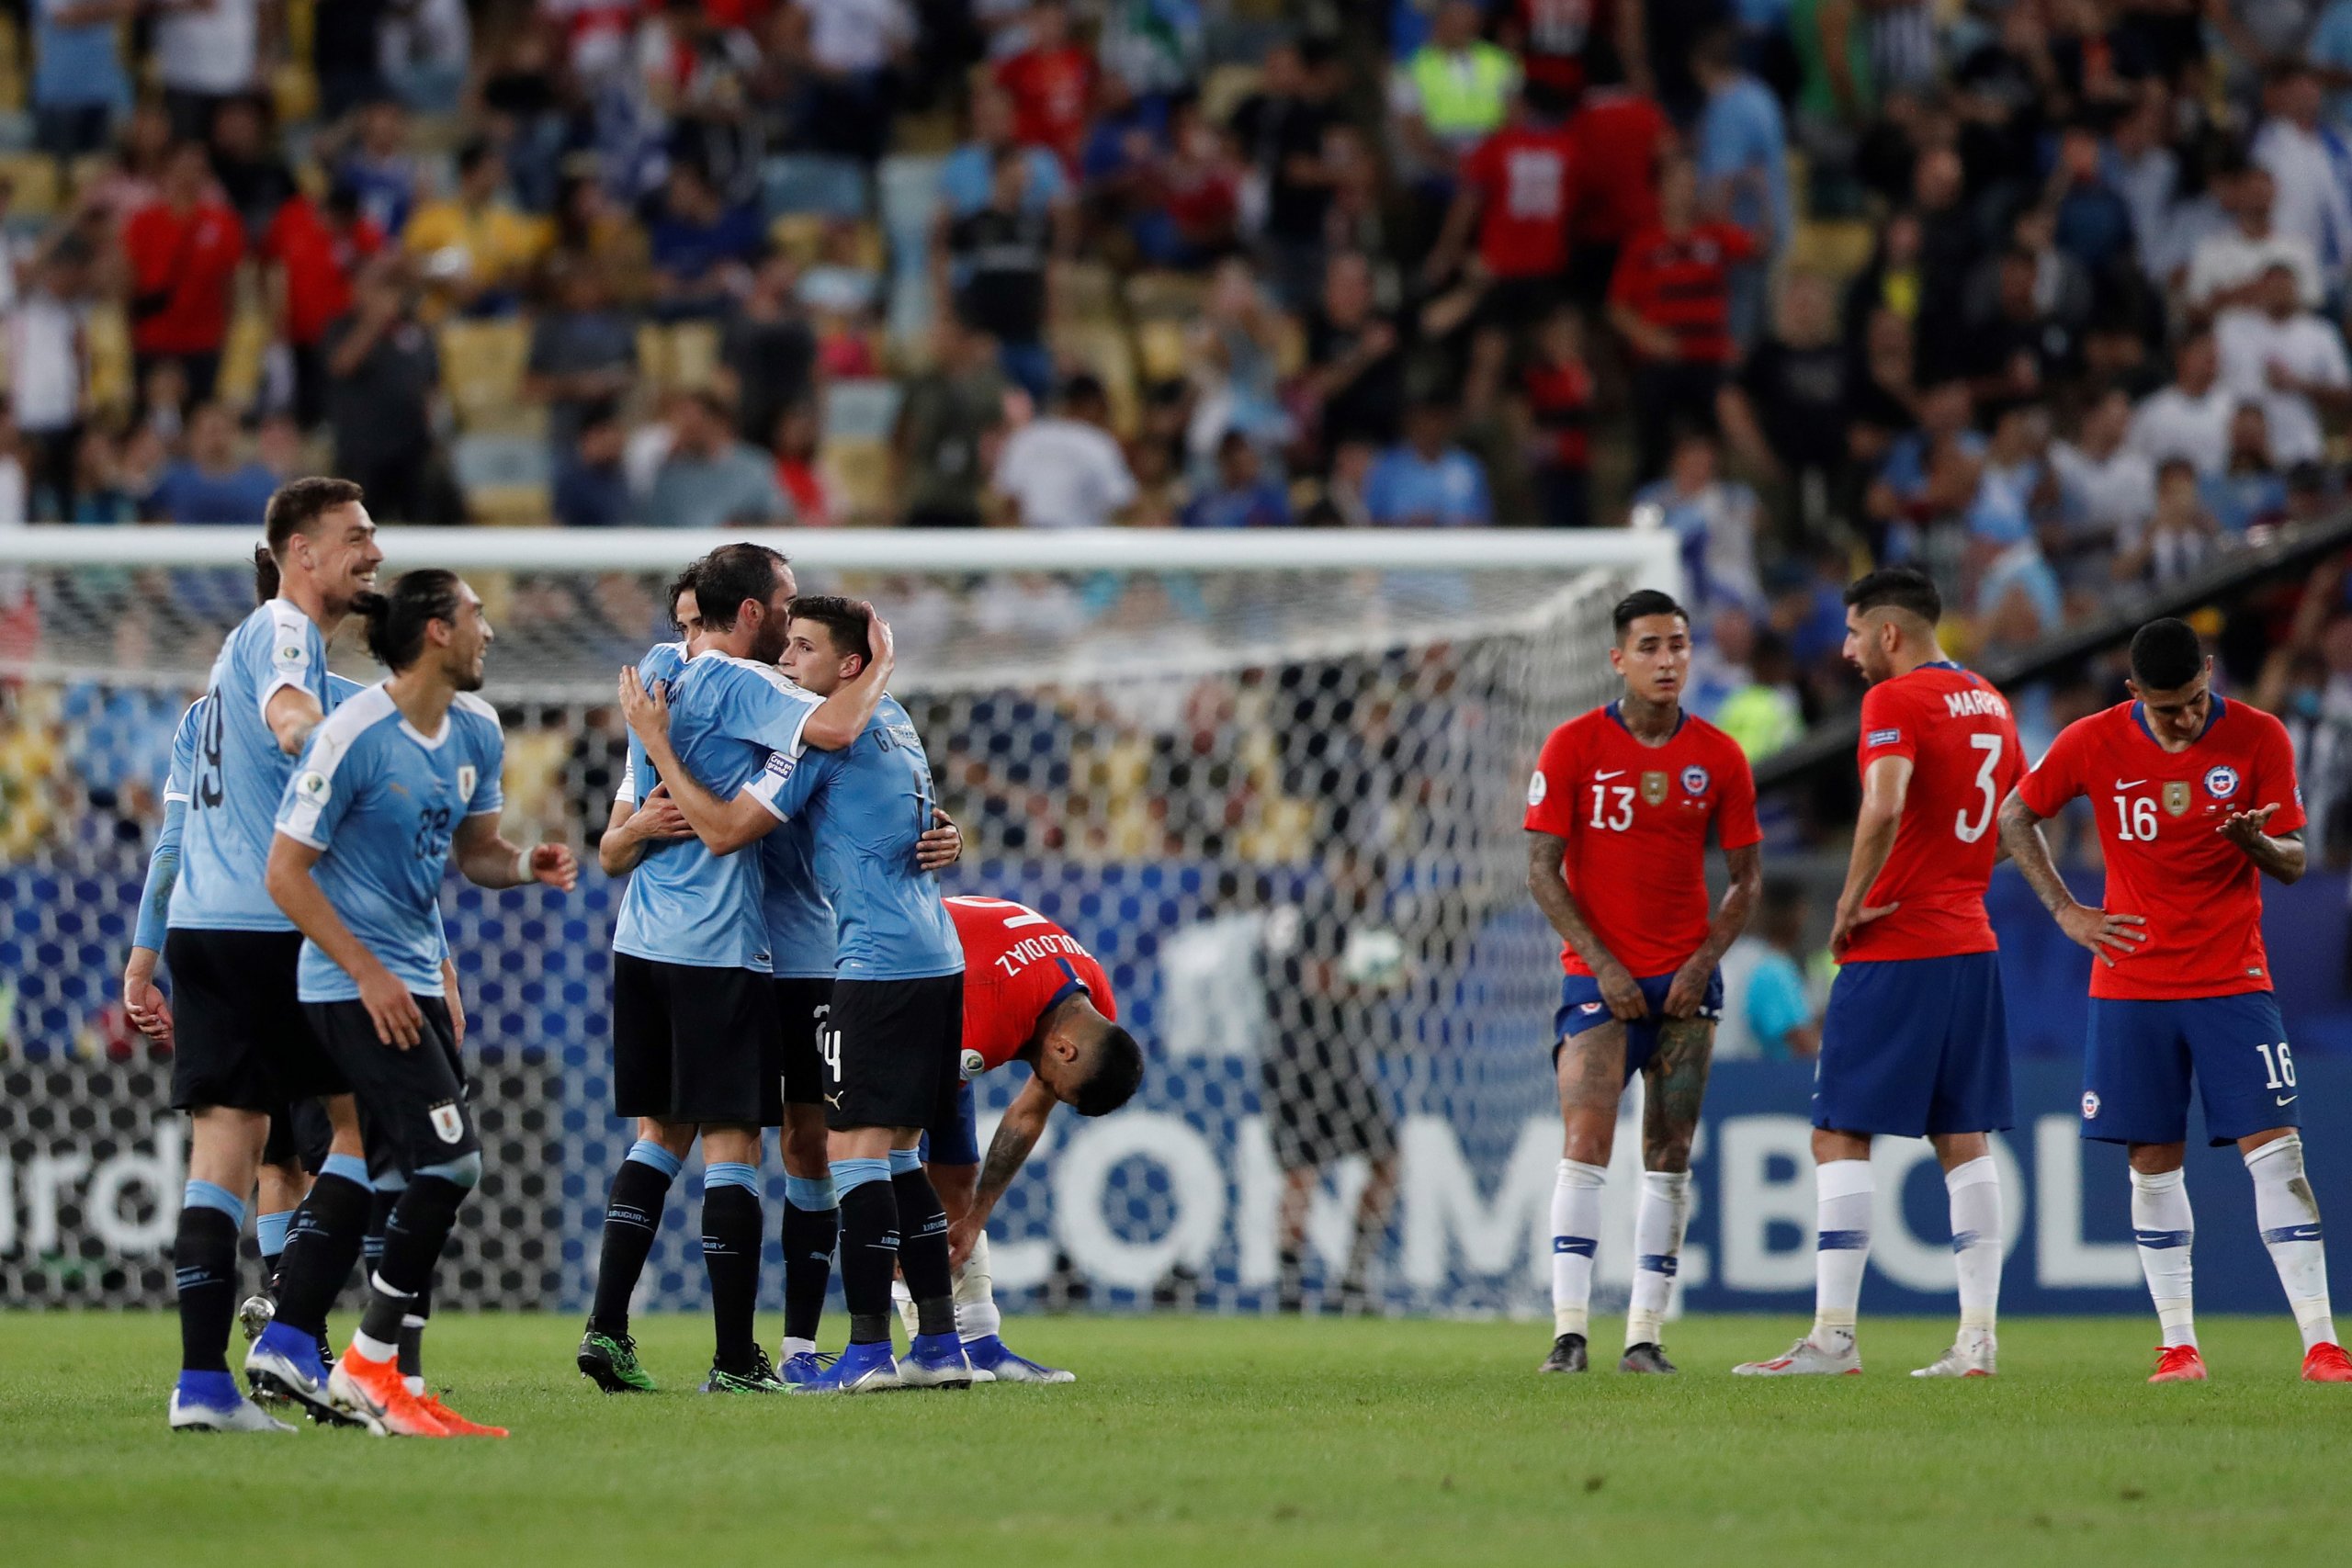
745, 784, 791, 823
163, 788, 191, 805
274, 824, 330, 852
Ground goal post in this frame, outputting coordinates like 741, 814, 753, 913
0, 526, 1678, 1315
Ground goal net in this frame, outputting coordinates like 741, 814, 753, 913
0, 527, 1674, 1316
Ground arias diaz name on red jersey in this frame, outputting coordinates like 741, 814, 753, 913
2015, 696, 2303, 1000
1845, 662, 2023, 964
947, 896, 1118, 1075
1523, 703, 1760, 978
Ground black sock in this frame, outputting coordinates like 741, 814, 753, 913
838, 1179, 900, 1345
891, 1167, 956, 1337
781, 1200, 838, 1344
174, 1206, 240, 1374
274, 1170, 372, 1337
398, 1273, 433, 1382
360, 1177, 466, 1351
700, 1184, 763, 1370
1277, 1247, 1304, 1311
589, 1158, 675, 1337
363, 1182, 401, 1279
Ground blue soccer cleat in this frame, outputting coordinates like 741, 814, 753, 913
244, 1320, 345, 1423
791, 1339, 901, 1394
778, 1349, 835, 1387
899, 1332, 977, 1390
962, 1334, 1076, 1384
169, 1370, 295, 1433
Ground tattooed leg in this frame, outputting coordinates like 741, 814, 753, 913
1555, 1023, 1628, 1168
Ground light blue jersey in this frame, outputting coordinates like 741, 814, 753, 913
612, 651, 819, 973
747, 694, 963, 982
275, 684, 504, 1003
612, 640, 689, 816
756, 816, 837, 980
171, 601, 331, 931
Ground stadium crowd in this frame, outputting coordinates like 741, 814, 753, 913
5, 0, 2352, 853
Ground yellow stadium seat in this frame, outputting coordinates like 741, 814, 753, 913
769, 213, 827, 265
821, 436, 895, 522
1789, 220, 1878, 284
469, 485, 552, 526
0, 152, 60, 219
1136, 320, 1189, 384
85, 306, 132, 415
216, 308, 273, 407
1201, 63, 1262, 126
438, 319, 537, 434
665, 321, 719, 389
1124, 270, 1206, 321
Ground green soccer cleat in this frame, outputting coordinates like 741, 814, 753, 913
578, 1329, 658, 1393
700, 1348, 787, 1393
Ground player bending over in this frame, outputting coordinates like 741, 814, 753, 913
580, 545, 902, 1394
147, 480, 383, 1433
267, 570, 576, 1436
1524, 589, 1761, 1374
622, 595, 972, 1393
1736, 569, 2020, 1379
900, 895, 1146, 1382
2000, 617, 2351, 1383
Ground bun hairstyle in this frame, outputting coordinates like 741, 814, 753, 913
252, 544, 281, 604
355, 569, 465, 672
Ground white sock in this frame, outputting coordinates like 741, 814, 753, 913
1813, 1158, 1872, 1343
1550, 1159, 1608, 1337
1945, 1156, 2003, 1337
2247, 1134, 2337, 1351
780, 1336, 817, 1359
956, 1230, 1001, 1342
1625, 1169, 1691, 1348
2129, 1167, 2197, 1350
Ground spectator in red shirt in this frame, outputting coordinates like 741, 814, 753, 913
1566, 73, 1671, 311
263, 184, 385, 430
1422, 81, 1583, 342
1517, 303, 1597, 526
1506, 0, 1649, 103
1609, 152, 1754, 480
771, 400, 838, 525
996, 0, 1096, 170
121, 141, 246, 402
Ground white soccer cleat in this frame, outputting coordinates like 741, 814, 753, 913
169, 1384, 296, 1433
1733, 1335, 1861, 1376
1911, 1332, 1996, 1379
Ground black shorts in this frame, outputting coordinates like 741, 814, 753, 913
165, 929, 345, 1112
1262, 1032, 1397, 1173
1476, 272, 1567, 333
303, 997, 478, 1171
260, 1098, 334, 1173
1566, 243, 1622, 314
770, 976, 833, 1121
611, 953, 777, 1126
823, 975, 963, 1134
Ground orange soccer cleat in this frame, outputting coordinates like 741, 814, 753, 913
2148, 1345, 2209, 1383
327, 1346, 452, 1437
2301, 1342, 2352, 1382
415, 1392, 509, 1437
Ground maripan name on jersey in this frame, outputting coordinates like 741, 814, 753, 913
171, 601, 331, 932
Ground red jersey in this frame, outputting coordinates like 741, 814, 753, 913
1843, 663, 2024, 964
1608, 220, 1757, 365
1523, 704, 1762, 977
947, 896, 1118, 1074
996, 46, 1095, 165
1521, 356, 1593, 468
1516, 0, 1618, 97
123, 198, 245, 355
1461, 123, 1580, 278
1566, 89, 1668, 244
264, 198, 383, 347
2015, 697, 2304, 1000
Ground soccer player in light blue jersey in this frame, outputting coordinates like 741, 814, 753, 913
582, 544, 909, 1395
141, 479, 382, 1434
621, 593, 970, 1394
266, 570, 576, 1437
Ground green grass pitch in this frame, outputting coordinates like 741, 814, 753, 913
6, 1313, 2350, 1566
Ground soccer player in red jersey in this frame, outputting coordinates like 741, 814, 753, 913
922, 895, 1144, 1382
1608, 153, 1755, 482
1736, 569, 2022, 1380
1525, 590, 1762, 1374
2000, 618, 2351, 1384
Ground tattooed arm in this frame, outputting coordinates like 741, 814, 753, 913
945, 1073, 1057, 1269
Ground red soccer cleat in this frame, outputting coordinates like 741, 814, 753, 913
327, 1346, 452, 1437
2148, 1344, 2208, 1383
2301, 1343, 2352, 1382
416, 1392, 509, 1437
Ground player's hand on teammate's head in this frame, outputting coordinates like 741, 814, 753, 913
616, 667, 671, 742
529, 842, 580, 892
915, 806, 962, 871
863, 602, 896, 675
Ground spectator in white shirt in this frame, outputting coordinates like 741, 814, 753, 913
2251, 62, 2352, 282
2216, 263, 2352, 468
2131, 325, 2236, 478
2186, 164, 2324, 313
2052, 385, 2155, 562
992, 373, 1139, 528
6, 241, 90, 521
153, 0, 260, 141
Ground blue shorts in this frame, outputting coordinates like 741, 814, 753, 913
2082, 992, 2300, 1147
1815, 953, 2012, 1137
919, 1078, 980, 1167
1554, 969, 1724, 1086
